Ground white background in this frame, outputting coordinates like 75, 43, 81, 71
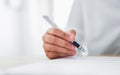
0, 0, 73, 58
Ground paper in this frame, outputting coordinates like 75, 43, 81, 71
5, 56, 120, 75
0, 70, 4, 75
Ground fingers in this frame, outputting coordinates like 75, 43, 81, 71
47, 28, 72, 41
68, 29, 76, 36
45, 51, 71, 59
43, 34, 75, 50
43, 43, 75, 55
42, 28, 76, 59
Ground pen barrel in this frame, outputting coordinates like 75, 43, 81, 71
72, 41, 80, 48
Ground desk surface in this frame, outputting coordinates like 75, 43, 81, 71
5, 56, 120, 75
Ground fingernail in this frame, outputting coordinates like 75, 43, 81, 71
70, 50, 75, 55
72, 50, 76, 55
69, 34, 75, 41
69, 50, 75, 55
71, 45, 75, 49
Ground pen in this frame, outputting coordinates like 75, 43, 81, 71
43, 15, 87, 55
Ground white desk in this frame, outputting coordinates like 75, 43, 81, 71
4, 56, 120, 75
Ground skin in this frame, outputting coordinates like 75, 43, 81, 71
42, 28, 76, 59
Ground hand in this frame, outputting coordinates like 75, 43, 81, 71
42, 28, 76, 59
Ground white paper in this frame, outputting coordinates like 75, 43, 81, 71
6, 56, 120, 75
0, 70, 4, 75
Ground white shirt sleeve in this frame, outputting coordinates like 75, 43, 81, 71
66, 0, 85, 44
66, 0, 120, 55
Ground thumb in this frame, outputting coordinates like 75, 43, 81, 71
67, 29, 76, 41
68, 29, 76, 35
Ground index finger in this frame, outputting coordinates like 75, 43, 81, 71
47, 28, 71, 41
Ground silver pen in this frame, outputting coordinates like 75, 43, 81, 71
43, 15, 87, 54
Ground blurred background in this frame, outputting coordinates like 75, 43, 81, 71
0, 0, 73, 68
0, 1, 120, 75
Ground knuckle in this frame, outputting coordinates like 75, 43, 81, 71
43, 34, 55, 43
50, 28, 58, 34
43, 44, 46, 49
43, 43, 49, 51
44, 44, 52, 51
49, 36, 56, 43
44, 34, 57, 44
44, 44, 57, 53
47, 28, 52, 33
42, 34, 46, 41
42, 34, 49, 42
63, 33, 69, 39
